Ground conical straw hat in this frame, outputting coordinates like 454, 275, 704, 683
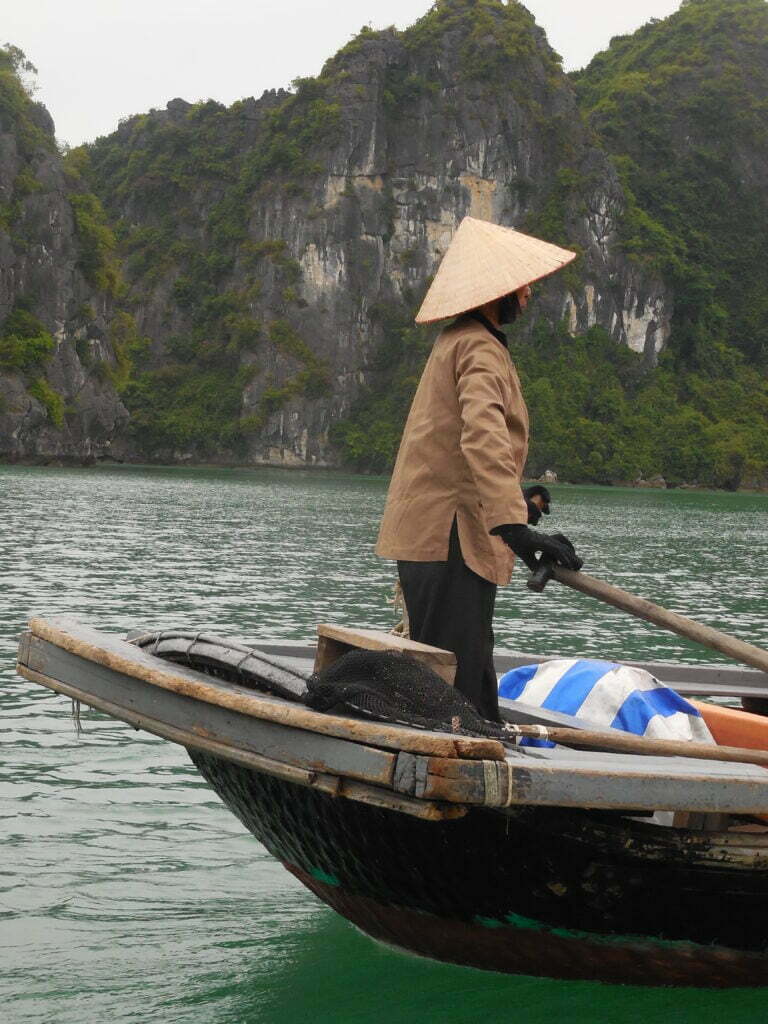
415, 217, 577, 324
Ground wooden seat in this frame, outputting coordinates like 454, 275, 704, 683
315, 624, 456, 685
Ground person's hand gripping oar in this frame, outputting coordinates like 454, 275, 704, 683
490, 485, 584, 573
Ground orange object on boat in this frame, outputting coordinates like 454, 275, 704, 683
692, 700, 768, 752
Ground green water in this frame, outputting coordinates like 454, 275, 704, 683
1, 464, 767, 1023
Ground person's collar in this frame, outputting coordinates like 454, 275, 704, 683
468, 311, 508, 348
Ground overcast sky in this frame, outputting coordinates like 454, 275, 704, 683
6, 0, 684, 147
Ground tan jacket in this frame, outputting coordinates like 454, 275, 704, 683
376, 316, 529, 586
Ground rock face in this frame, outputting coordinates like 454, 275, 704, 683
83, 0, 671, 467
0, 49, 128, 462
5, 0, 765, 481
575, 0, 768, 368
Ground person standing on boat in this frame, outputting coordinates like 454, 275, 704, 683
376, 216, 583, 722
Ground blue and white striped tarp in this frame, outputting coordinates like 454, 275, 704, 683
498, 659, 714, 746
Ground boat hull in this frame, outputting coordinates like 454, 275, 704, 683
190, 749, 768, 988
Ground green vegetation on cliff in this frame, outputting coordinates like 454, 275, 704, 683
513, 322, 768, 490
336, 0, 768, 489
0, 307, 54, 373
331, 304, 434, 472
0, 304, 67, 430
335, 313, 768, 490
14, 0, 764, 485
69, 191, 122, 294
80, 91, 335, 457
574, 0, 768, 367
0, 46, 52, 159
81, 0, 595, 464
0, 43, 126, 442
242, 80, 343, 190
403, 0, 562, 87
0, 47, 50, 235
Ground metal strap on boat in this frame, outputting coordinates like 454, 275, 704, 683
482, 760, 510, 807
482, 759, 516, 808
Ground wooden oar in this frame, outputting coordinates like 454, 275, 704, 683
505, 721, 768, 768
528, 563, 768, 676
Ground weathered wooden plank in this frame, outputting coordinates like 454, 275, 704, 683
335, 778, 466, 820
419, 774, 485, 804
419, 760, 511, 807
27, 619, 768, 814
17, 629, 31, 667
21, 630, 768, 815
20, 664, 334, 792
23, 618, 503, 761
18, 662, 464, 822
22, 636, 396, 786
504, 754, 768, 813
315, 624, 457, 685
423, 757, 479, 779
392, 753, 511, 807
454, 737, 499, 758
499, 697, 610, 732
520, 746, 768, 777
392, 752, 427, 796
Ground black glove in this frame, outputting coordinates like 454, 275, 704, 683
523, 484, 551, 526
491, 524, 583, 572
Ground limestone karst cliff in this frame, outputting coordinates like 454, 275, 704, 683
79, 0, 670, 470
575, 0, 768, 369
0, 46, 129, 461
1, 0, 767, 488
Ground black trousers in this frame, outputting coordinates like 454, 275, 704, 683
397, 520, 500, 722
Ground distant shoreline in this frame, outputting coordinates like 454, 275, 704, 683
2, 457, 767, 496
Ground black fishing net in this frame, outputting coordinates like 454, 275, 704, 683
133, 630, 506, 740
305, 650, 507, 740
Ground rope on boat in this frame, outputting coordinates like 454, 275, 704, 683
71, 698, 83, 736
389, 580, 410, 638
184, 631, 208, 665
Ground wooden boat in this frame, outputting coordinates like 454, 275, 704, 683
16, 616, 768, 989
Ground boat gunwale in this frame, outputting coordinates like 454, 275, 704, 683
17, 620, 768, 823
18, 661, 467, 822
24, 616, 505, 762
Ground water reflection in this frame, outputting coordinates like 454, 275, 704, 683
172, 910, 767, 1024
1, 465, 767, 1022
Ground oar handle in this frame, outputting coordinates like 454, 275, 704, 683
535, 565, 768, 676
527, 558, 556, 593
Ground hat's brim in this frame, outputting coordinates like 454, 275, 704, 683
415, 217, 578, 324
